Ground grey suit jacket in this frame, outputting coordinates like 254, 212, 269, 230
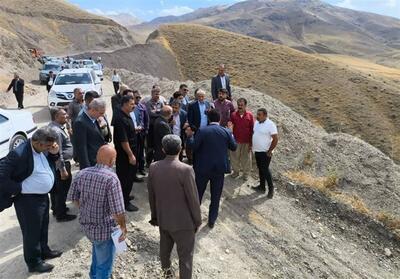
147, 156, 202, 231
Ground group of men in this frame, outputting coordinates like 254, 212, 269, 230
0, 64, 279, 279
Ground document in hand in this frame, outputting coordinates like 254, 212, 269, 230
111, 228, 127, 254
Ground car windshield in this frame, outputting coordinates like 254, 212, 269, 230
43, 64, 60, 71
55, 73, 92, 85
83, 60, 93, 65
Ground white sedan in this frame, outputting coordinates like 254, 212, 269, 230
0, 108, 37, 159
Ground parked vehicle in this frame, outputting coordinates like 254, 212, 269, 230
47, 68, 102, 108
0, 108, 37, 159
39, 63, 62, 84
92, 64, 104, 81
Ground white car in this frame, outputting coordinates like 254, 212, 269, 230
48, 68, 103, 108
0, 108, 37, 159
92, 64, 104, 81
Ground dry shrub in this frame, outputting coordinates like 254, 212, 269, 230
335, 193, 371, 215
376, 212, 400, 230
285, 170, 338, 192
302, 151, 314, 167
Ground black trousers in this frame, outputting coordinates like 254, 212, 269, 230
14, 92, 24, 108
14, 194, 51, 268
145, 128, 155, 167
50, 162, 72, 218
136, 134, 146, 172
116, 152, 137, 205
195, 172, 225, 225
160, 228, 195, 279
255, 152, 274, 192
113, 82, 119, 94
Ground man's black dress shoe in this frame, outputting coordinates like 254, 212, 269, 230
56, 214, 77, 222
29, 262, 54, 273
126, 203, 139, 212
42, 250, 63, 260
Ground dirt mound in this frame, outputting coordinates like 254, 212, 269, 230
75, 43, 181, 81
116, 69, 400, 226
31, 72, 400, 279
147, 24, 400, 164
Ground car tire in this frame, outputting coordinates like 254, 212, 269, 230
9, 134, 27, 151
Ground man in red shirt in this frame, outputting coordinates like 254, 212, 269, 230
229, 98, 254, 180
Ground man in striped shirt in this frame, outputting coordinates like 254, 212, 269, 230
68, 145, 126, 279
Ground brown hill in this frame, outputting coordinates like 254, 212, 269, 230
135, 0, 400, 68
0, 0, 135, 57
152, 24, 400, 162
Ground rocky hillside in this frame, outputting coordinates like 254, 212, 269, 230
0, 0, 135, 68
37, 71, 400, 279
134, 0, 400, 68
146, 24, 400, 165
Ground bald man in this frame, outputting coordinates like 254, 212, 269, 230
68, 145, 126, 279
153, 105, 173, 162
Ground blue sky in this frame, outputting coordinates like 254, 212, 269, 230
67, 0, 400, 21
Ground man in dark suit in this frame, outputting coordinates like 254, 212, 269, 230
6, 73, 25, 109
73, 98, 107, 169
171, 100, 188, 161
186, 109, 237, 228
46, 71, 56, 93
187, 89, 213, 130
148, 135, 201, 279
153, 105, 173, 162
211, 64, 231, 101
186, 89, 213, 164
0, 127, 63, 273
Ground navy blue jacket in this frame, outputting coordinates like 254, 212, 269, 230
177, 109, 188, 139
187, 124, 237, 175
187, 100, 212, 130
0, 140, 57, 212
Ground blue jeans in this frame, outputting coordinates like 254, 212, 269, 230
89, 239, 116, 279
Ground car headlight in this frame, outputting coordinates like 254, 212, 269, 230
49, 90, 57, 97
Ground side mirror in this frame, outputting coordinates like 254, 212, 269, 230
100, 78, 104, 81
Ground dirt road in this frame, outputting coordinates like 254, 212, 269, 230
0, 77, 399, 279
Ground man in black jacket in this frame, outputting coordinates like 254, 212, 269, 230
6, 73, 25, 109
0, 127, 63, 273
211, 64, 232, 101
46, 71, 56, 93
153, 105, 173, 162
73, 98, 107, 169
113, 95, 140, 212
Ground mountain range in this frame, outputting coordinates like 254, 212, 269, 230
132, 0, 400, 68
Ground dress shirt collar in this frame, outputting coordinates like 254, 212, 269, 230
94, 164, 114, 171
210, 122, 220, 126
164, 155, 179, 161
84, 110, 96, 123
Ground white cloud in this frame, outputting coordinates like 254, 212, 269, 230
386, 0, 397, 8
159, 6, 194, 16
336, 0, 399, 17
337, 0, 355, 9
338, 0, 398, 9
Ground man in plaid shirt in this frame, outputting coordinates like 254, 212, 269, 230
68, 145, 126, 279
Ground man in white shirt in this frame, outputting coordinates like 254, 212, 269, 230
252, 108, 279, 198
0, 127, 63, 273
111, 69, 121, 94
